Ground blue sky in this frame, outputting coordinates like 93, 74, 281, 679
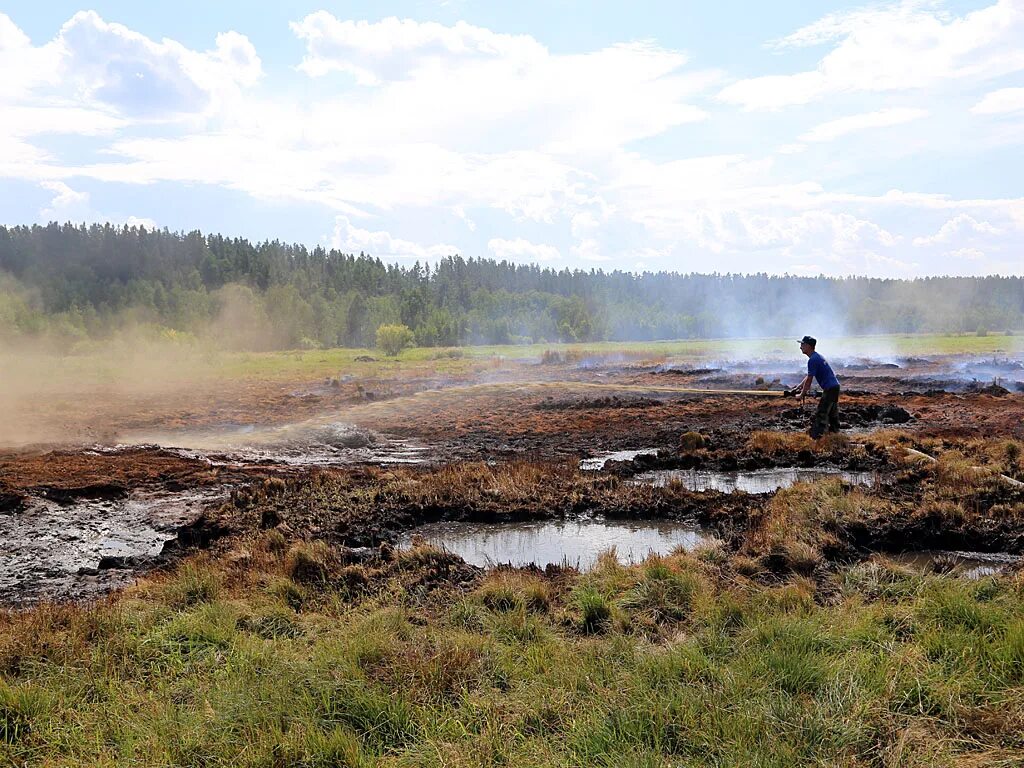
1, 1, 1023, 276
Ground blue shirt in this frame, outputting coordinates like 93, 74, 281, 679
807, 352, 840, 390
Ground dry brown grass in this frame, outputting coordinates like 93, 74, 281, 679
743, 480, 893, 572
475, 570, 555, 613
747, 431, 816, 455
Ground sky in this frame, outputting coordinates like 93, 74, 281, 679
1, 0, 1023, 277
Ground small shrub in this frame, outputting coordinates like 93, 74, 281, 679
430, 348, 464, 359
375, 323, 415, 356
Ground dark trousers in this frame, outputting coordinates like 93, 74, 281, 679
810, 386, 841, 438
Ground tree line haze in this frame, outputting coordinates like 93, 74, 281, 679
1, 222, 1021, 351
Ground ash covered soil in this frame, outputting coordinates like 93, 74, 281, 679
3, 352, 1024, 604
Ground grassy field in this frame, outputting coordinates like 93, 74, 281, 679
3, 443, 1024, 767
2, 334, 1023, 765
3, 541, 1024, 767
219, 331, 1022, 379
3, 332, 1018, 395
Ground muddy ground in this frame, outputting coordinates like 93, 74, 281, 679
2, 352, 1023, 604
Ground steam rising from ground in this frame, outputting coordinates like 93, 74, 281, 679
1, 323, 1021, 450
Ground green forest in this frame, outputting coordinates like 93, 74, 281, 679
1, 222, 1021, 350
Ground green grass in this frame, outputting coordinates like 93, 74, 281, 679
3, 548, 1024, 767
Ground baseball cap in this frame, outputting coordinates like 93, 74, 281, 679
798, 335, 816, 346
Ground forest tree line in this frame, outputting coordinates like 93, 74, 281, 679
1, 222, 1021, 350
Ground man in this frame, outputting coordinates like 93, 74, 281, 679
795, 335, 840, 439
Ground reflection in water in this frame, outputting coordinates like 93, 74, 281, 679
398, 518, 712, 570
635, 468, 880, 494
890, 550, 1021, 579
580, 449, 658, 471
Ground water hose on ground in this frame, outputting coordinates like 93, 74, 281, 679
902, 447, 1024, 489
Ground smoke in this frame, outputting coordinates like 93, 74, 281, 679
0, 331, 226, 448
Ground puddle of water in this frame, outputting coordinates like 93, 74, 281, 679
580, 449, 658, 471
890, 550, 1021, 579
0, 488, 223, 604
398, 518, 712, 570
633, 467, 880, 494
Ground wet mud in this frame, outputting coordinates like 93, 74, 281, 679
3, 352, 1024, 604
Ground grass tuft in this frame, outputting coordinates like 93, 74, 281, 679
571, 585, 612, 634
165, 562, 222, 607
286, 541, 331, 584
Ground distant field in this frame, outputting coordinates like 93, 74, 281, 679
213, 332, 1022, 381
4, 332, 1020, 392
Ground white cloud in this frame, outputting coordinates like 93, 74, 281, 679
331, 216, 459, 261
125, 215, 157, 229
912, 213, 1001, 246
291, 14, 544, 84
0, 13, 62, 100
39, 180, 88, 219
971, 86, 1024, 114
947, 246, 985, 261
790, 264, 823, 275
0, 135, 51, 177
570, 211, 600, 238
685, 209, 898, 257
0, 11, 261, 122
452, 206, 476, 231
289, 15, 711, 153
571, 238, 611, 262
864, 252, 918, 273
720, 0, 1024, 109
74, 136, 581, 221
3, 105, 125, 137
488, 237, 560, 262
799, 107, 928, 142
52, 11, 262, 116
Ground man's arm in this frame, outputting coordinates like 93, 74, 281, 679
798, 374, 813, 396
